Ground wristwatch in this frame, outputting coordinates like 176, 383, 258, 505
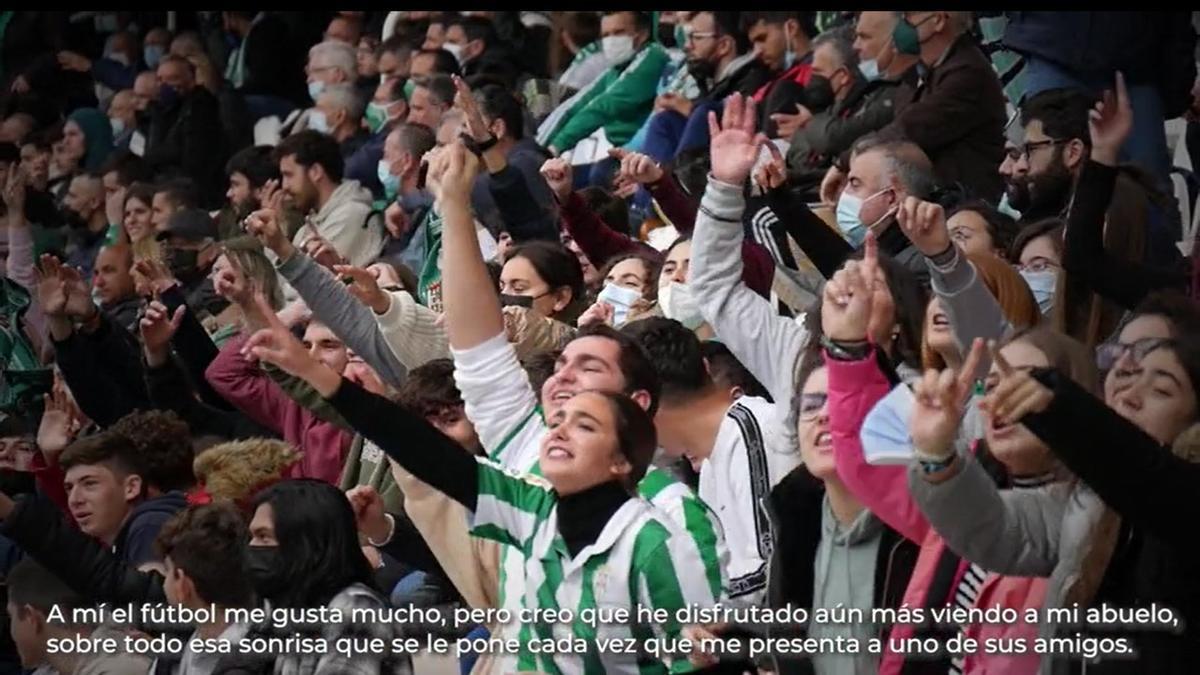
917, 453, 957, 475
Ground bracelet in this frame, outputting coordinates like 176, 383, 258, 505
917, 453, 957, 475
698, 204, 740, 224
820, 335, 871, 361
928, 242, 959, 273
366, 512, 396, 547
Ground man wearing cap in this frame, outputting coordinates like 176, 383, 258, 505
158, 208, 229, 322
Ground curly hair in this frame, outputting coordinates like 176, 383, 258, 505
109, 410, 194, 492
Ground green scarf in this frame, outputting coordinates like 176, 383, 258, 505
416, 208, 445, 312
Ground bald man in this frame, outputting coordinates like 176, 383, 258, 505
92, 244, 140, 332
62, 174, 110, 280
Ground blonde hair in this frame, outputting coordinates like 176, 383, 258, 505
220, 237, 284, 310
193, 438, 300, 504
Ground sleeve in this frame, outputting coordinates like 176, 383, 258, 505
633, 527, 722, 673
144, 355, 253, 440
907, 452, 1067, 576
203, 333, 293, 434
804, 94, 896, 158
927, 247, 1008, 381
1024, 368, 1200, 553
263, 363, 352, 430
123, 512, 174, 566
159, 284, 230, 411
826, 352, 931, 544
30, 452, 70, 519
549, 50, 666, 152
889, 61, 996, 153
325, 378, 479, 508
486, 163, 559, 243
54, 316, 149, 428
689, 176, 812, 409
471, 458, 557, 549
372, 289, 451, 370
376, 510, 452, 577
89, 57, 137, 90
1062, 160, 1188, 310
451, 332, 541, 460
560, 191, 657, 268
277, 252, 409, 387
6, 219, 37, 292
722, 447, 770, 604
646, 174, 698, 234
764, 188, 853, 279
1, 493, 167, 605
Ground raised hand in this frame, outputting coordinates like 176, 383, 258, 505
858, 233, 898, 348
58, 264, 96, 320
333, 264, 391, 314
56, 51, 92, 73
821, 254, 874, 343
37, 372, 83, 462
979, 340, 1054, 426
245, 205, 294, 259
819, 165, 846, 206
35, 255, 69, 318
1088, 71, 1132, 167
539, 157, 574, 202
609, 148, 664, 185
752, 141, 787, 193
707, 93, 767, 186
384, 201, 409, 239
259, 179, 284, 214
910, 338, 986, 459
346, 485, 391, 542
896, 196, 951, 257
2, 166, 27, 217
133, 258, 179, 297
437, 140, 480, 206
105, 185, 126, 230
301, 225, 345, 270
577, 300, 615, 328
140, 299, 186, 364
244, 294, 340, 396
452, 75, 490, 142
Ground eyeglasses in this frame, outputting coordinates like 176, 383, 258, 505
1004, 147, 1022, 162
1015, 257, 1060, 274
1096, 337, 1174, 372
798, 392, 828, 421
1019, 139, 1067, 160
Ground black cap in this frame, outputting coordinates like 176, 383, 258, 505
158, 208, 218, 243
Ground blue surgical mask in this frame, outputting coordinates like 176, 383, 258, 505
835, 187, 895, 248
308, 111, 330, 134
997, 192, 1022, 220
109, 116, 126, 136
1020, 268, 1057, 315
307, 80, 326, 102
597, 283, 642, 327
858, 58, 880, 82
144, 44, 164, 70
377, 159, 400, 200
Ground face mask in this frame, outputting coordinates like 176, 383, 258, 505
63, 207, 89, 230
442, 42, 465, 66
365, 102, 390, 133
246, 545, 288, 600
687, 58, 718, 85
804, 75, 836, 113
377, 159, 400, 199
107, 51, 131, 68
597, 283, 642, 326
659, 281, 704, 330
499, 293, 535, 309
997, 192, 1022, 220
159, 85, 181, 108
165, 246, 201, 279
783, 47, 797, 70
674, 24, 687, 50
602, 35, 636, 65
403, 79, 416, 101
308, 111, 330, 134
835, 187, 895, 248
893, 14, 933, 56
144, 44, 165, 69
109, 116, 126, 136
858, 58, 881, 82
308, 80, 326, 102
1020, 268, 1057, 315
657, 23, 679, 49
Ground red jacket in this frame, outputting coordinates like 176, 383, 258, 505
752, 61, 813, 103
205, 334, 352, 485
825, 351, 1046, 675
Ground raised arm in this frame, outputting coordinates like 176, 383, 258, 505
690, 95, 811, 408
542, 157, 656, 267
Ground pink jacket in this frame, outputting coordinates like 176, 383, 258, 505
205, 334, 352, 484
825, 351, 1045, 675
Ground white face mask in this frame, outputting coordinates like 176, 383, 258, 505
602, 35, 636, 65
442, 42, 465, 66
659, 281, 704, 330
597, 283, 642, 326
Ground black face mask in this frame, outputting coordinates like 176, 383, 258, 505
499, 293, 535, 309
686, 58, 717, 86
246, 545, 287, 600
657, 23, 678, 49
804, 75, 836, 113
62, 207, 89, 230
164, 246, 202, 281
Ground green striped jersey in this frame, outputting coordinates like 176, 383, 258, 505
472, 457, 721, 675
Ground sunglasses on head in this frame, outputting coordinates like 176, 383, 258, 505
1096, 337, 1174, 372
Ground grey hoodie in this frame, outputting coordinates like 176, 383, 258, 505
293, 180, 385, 268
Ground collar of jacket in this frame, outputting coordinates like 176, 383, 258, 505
556, 480, 632, 558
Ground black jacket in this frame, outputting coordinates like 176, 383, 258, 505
705, 55, 772, 103
761, 465, 919, 675
54, 312, 149, 428
1025, 369, 1200, 674
115, 492, 189, 566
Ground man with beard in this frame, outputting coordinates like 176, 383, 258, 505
216, 145, 283, 241
273, 130, 385, 269
61, 173, 110, 282
1014, 86, 1184, 345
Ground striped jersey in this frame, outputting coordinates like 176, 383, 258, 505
472, 458, 721, 675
